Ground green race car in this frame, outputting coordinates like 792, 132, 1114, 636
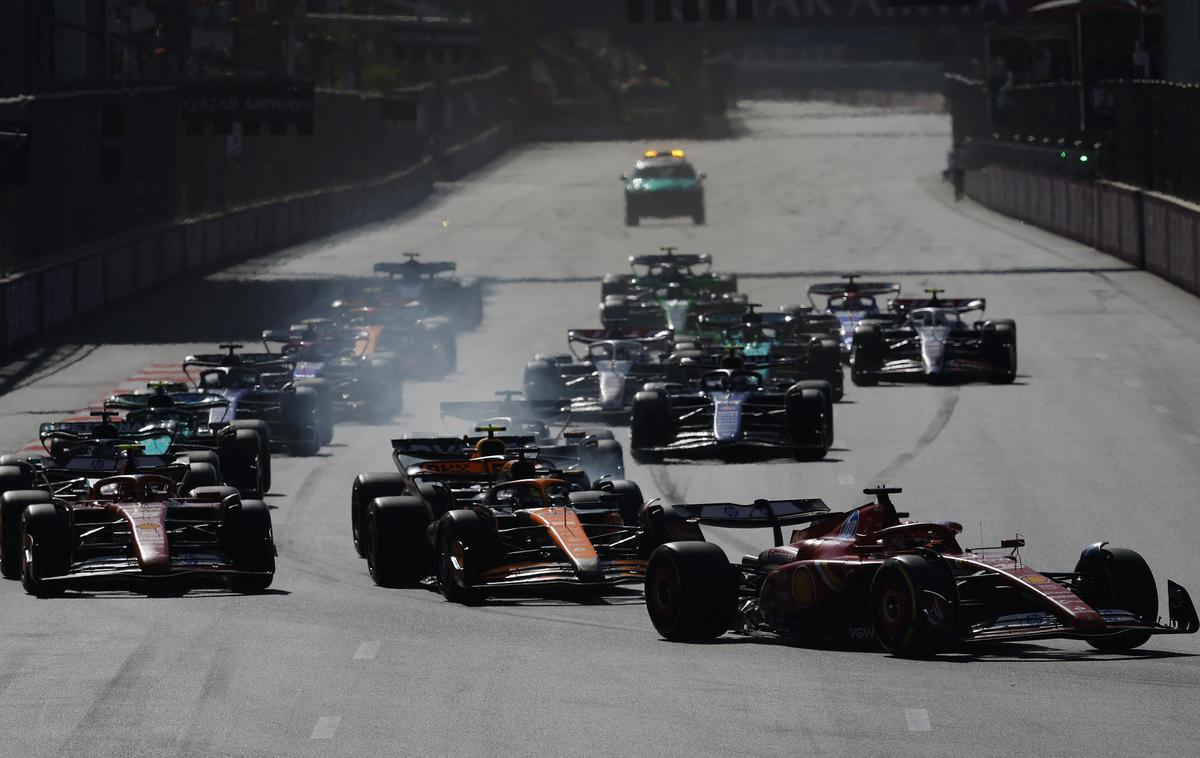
621, 150, 706, 226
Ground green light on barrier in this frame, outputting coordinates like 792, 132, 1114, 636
1079, 155, 1089, 163
1060, 151, 1068, 158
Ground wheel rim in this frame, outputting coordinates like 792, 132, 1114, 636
648, 563, 682, 629
874, 572, 913, 642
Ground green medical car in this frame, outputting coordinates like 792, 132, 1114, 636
621, 149, 706, 226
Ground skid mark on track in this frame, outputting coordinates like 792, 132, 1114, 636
57, 630, 159, 757
872, 388, 960, 483
648, 465, 687, 505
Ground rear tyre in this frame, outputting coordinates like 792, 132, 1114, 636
645, 542, 737, 641
229, 420, 272, 491
295, 379, 335, 446
523, 360, 565, 403
630, 391, 669, 464
182, 450, 222, 481
851, 326, 882, 387
350, 473, 408, 558
1073, 546, 1157, 652
785, 388, 827, 460
367, 496, 434, 587
624, 206, 639, 227
869, 554, 959, 656
182, 462, 220, 495
580, 439, 625, 480
225, 499, 275, 594
20, 502, 69, 597
984, 321, 1018, 384
692, 206, 705, 225
597, 479, 644, 526
601, 274, 631, 298
284, 387, 322, 456
790, 380, 834, 447
218, 428, 264, 497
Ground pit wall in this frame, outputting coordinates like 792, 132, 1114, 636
964, 166, 1200, 297
0, 122, 513, 350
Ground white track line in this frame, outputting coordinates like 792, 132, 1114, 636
354, 641, 380, 660
310, 716, 341, 740
904, 708, 931, 732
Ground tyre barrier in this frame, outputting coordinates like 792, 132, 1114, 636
964, 166, 1200, 297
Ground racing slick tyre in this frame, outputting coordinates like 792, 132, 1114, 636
601, 274, 632, 298
180, 450, 222, 482
295, 379, 335, 446
367, 496, 434, 587
436, 509, 499, 604
2, 489, 52, 580
850, 326, 882, 387
523, 360, 565, 403
645, 542, 737, 641
790, 380, 835, 447
983, 321, 1018, 384
580, 439, 626, 480
1073, 546, 1157, 652
639, 503, 705, 558
869, 554, 960, 657
811, 338, 844, 401
218, 429, 264, 497
785, 388, 828, 460
630, 391, 670, 465
224, 499, 275, 594
600, 298, 630, 330
229, 420, 272, 492
351, 473, 409, 558
414, 481, 455, 520
181, 462, 220, 495
597, 479, 644, 526
283, 387, 323, 457
624, 205, 639, 227
20, 502, 69, 597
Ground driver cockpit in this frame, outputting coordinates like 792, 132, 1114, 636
908, 308, 964, 330
701, 370, 762, 393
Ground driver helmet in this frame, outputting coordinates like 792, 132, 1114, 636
720, 354, 745, 370
502, 458, 537, 481
474, 437, 506, 458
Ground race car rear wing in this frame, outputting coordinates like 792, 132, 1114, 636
374, 260, 456, 278
674, 498, 835, 546
185, 352, 292, 369
106, 391, 228, 410
889, 297, 985, 316
567, 328, 674, 344
628, 251, 711, 268
391, 435, 537, 463
807, 281, 900, 298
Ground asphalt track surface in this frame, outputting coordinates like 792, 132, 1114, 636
1, 101, 1198, 757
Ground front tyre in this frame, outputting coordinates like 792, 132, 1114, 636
869, 554, 959, 657
1073, 546, 1157, 652
645, 542, 736, 641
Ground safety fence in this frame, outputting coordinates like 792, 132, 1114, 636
963, 165, 1200, 297
0, 68, 513, 351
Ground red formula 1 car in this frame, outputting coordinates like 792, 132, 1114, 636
9, 472, 275, 596
644, 488, 1198, 655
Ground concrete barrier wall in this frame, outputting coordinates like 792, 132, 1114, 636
0, 121, 512, 351
965, 166, 1200, 297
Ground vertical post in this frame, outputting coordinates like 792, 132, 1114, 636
1076, 11, 1086, 134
